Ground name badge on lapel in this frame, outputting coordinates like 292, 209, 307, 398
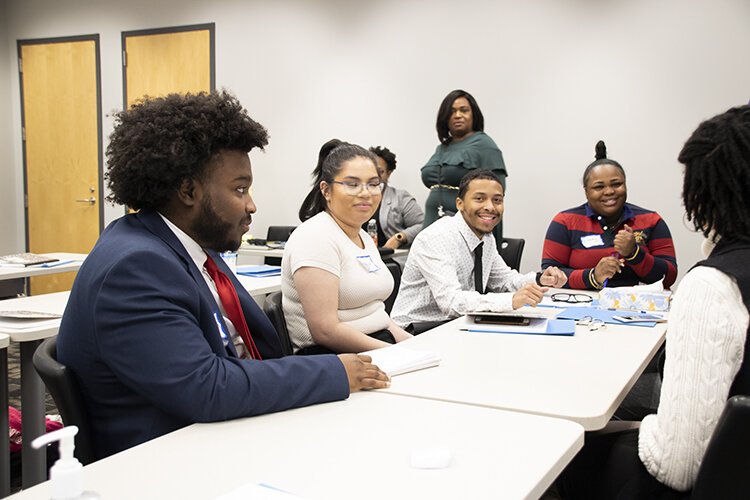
213, 312, 229, 346
580, 234, 605, 248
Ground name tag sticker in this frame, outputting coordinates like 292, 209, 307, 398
580, 234, 605, 248
356, 255, 380, 273
213, 312, 229, 346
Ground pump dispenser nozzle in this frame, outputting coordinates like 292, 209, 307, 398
32, 426, 98, 500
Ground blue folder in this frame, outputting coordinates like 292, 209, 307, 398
465, 319, 576, 336
236, 265, 282, 277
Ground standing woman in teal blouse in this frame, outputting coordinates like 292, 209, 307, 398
421, 89, 508, 242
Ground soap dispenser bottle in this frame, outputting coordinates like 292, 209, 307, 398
31, 425, 100, 500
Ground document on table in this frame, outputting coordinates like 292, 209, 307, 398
360, 344, 442, 376
466, 305, 561, 320
464, 318, 576, 336
0, 310, 62, 319
0, 252, 59, 266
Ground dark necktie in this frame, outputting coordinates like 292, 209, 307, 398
474, 242, 484, 294
204, 256, 262, 360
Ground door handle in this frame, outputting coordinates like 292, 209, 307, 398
76, 197, 96, 205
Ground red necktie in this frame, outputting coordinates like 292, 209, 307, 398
204, 256, 262, 360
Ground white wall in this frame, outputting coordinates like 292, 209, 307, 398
0, 0, 21, 254
3, 0, 750, 281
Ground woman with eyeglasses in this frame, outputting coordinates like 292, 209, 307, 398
282, 139, 412, 354
542, 140, 678, 290
558, 106, 750, 498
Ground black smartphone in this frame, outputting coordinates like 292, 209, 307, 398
473, 315, 530, 326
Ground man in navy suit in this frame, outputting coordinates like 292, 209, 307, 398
57, 91, 389, 460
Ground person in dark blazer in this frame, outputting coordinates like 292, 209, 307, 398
57, 91, 389, 460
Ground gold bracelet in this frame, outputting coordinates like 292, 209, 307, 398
589, 268, 602, 290
625, 245, 641, 261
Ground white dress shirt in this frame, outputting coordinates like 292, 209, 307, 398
391, 213, 535, 326
158, 213, 246, 357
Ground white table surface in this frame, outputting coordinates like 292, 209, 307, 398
0, 291, 69, 342
0, 333, 8, 349
9, 393, 584, 500
236, 273, 282, 296
381, 315, 666, 431
0, 253, 86, 281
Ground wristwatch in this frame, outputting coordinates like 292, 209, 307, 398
395, 232, 405, 243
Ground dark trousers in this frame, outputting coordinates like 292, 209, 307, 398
557, 429, 686, 500
296, 329, 396, 355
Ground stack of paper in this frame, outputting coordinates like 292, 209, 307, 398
0, 253, 59, 267
236, 265, 282, 277
360, 344, 441, 377
0, 311, 62, 332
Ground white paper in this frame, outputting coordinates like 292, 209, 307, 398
360, 344, 441, 377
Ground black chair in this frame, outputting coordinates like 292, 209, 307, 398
499, 237, 525, 271
384, 261, 401, 315
262, 291, 294, 356
265, 226, 296, 266
690, 395, 750, 499
32, 337, 96, 465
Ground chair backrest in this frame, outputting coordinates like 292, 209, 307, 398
690, 395, 750, 499
32, 337, 96, 465
499, 237, 525, 271
384, 261, 402, 314
265, 226, 296, 266
262, 291, 294, 356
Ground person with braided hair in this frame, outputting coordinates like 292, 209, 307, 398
542, 140, 678, 290
558, 105, 750, 498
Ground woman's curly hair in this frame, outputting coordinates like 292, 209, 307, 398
105, 91, 268, 210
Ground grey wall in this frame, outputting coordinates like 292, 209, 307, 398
2, 0, 750, 282
0, 0, 20, 254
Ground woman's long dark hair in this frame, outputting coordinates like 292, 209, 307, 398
298, 140, 377, 221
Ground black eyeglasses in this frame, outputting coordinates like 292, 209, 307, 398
550, 293, 593, 304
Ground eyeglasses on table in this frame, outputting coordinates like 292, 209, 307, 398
576, 315, 606, 332
550, 293, 593, 304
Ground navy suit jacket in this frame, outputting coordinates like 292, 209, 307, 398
58, 210, 349, 459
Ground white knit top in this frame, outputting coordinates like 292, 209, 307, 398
638, 265, 749, 491
281, 212, 393, 352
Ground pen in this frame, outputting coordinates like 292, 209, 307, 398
40, 260, 76, 268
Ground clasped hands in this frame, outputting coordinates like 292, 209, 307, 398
593, 224, 638, 285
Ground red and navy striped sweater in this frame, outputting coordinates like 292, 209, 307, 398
542, 203, 677, 290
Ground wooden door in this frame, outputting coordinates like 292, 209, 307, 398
123, 23, 214, 108
18, 36, 102, 294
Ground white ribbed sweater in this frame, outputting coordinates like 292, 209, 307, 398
639, 266, 749, 491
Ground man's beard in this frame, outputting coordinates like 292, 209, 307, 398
191, 195, 240, 252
